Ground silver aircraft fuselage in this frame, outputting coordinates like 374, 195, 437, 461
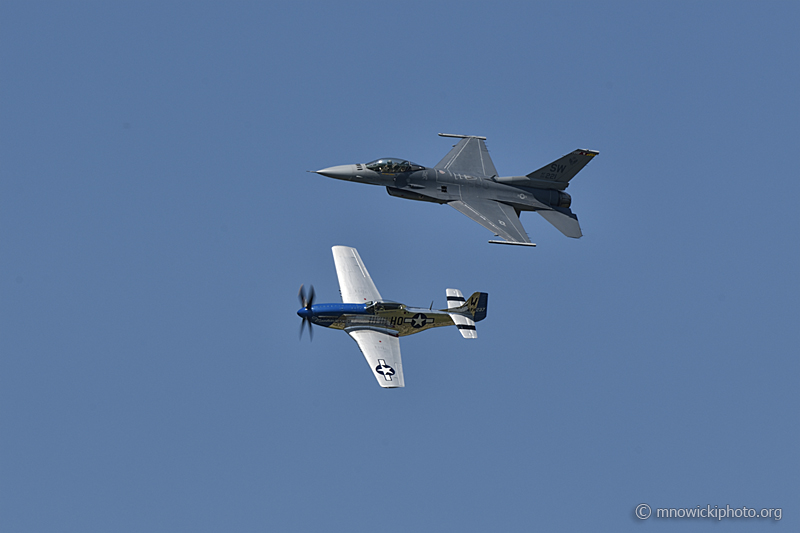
297, 300, 457, 337
314, 164, 572, 214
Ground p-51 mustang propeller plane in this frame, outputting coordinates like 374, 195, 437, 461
297, 246, 488, 388
313, 134, 598, 246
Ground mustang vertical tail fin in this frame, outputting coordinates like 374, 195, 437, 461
445, 289, 488, 339
466, 292, 488, 322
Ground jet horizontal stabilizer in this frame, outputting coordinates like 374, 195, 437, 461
537, 208, 582, 238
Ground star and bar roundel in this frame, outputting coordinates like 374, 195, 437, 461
375, 359, 395, 381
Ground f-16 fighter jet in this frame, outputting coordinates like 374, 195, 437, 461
314, 134, 599, 246
297, 246, 488, 388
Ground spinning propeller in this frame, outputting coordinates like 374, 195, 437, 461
298, 284, 315, 340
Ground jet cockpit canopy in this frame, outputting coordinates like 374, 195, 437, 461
365, 158, 424, 174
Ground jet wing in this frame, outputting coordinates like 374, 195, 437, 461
448, 199, 532, 244
435, 135, 498, 178
332, 246, 382, 303
345, 328, 405, 388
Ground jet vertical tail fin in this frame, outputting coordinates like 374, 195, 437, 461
524, 149, 599, 190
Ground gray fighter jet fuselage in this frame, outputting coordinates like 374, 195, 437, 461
314, 134, 599, 246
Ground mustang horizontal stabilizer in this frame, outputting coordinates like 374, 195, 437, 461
435, 134, 498, 179
537, 208, 582, 238
446, 289, 476, 338
449, 199, 531, 244
346, 328, 404, 388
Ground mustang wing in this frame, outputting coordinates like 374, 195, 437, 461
448, 199, 532, 244
332, 246, 382, 303
434, 135, 498, 178
346, 328, 404, 388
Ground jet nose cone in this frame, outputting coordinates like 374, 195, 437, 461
315, 164, 356, 180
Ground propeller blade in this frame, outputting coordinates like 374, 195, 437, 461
298, 284, 307, 307
298, 318, 314, 341
298, 284, 315, 341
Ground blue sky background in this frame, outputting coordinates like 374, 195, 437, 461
2, 1, 798, 531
